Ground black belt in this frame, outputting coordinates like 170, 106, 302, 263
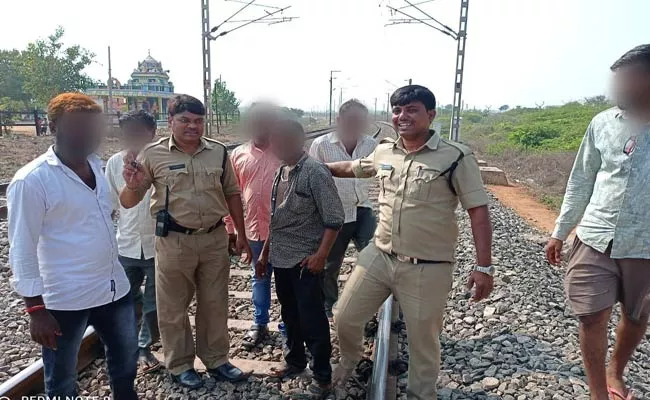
168, 219, 223, 235
390, 251, 445, 265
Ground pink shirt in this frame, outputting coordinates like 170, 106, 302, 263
224, 141, 281, 241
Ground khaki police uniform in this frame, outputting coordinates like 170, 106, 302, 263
333, 131, 489, 400
138, 135, 240, 375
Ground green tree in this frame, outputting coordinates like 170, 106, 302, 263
0, 50, 30, 107
211, 79, 240, 123
0, 97, 25, 134
21, 27, 96, 108
282, 107, 304, 119
499, 104, 510, 112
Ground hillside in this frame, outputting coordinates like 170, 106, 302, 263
435, 100, 611, 209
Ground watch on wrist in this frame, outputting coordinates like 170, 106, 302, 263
474, 265, 495, 276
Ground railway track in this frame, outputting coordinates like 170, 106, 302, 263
0, 125, 402, 399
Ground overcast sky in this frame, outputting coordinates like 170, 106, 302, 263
1, 0, 648, 112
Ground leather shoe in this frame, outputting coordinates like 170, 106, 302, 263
207, 362, 251, 382
171, 369, 203, 389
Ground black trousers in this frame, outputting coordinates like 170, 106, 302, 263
274, 265, 332, 384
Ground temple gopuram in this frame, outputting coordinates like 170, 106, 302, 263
87, 52, 176, 121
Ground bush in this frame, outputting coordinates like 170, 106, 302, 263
508, 124, 561, 149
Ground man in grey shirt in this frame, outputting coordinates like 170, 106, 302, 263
258, 119, 344, 397
545, 44, 650, 400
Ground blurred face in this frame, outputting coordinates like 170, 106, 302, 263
269, 130, 305, 162
51, 112, 103, 158
613, 64, 650, 119
246, 110, 277, 143
337, 106, 369, 141
169, 111, 204, 144
121, 122, 155, 152
391, 101, 436, 138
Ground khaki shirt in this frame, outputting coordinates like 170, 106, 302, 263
352, 131, 489, 262
139, 135, 240, 230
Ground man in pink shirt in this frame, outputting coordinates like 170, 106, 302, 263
225, 102, 284, 347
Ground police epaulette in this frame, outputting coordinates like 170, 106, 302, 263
142, 137, 168, 151
204, 136, 226, 146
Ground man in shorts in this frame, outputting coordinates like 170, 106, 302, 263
545, 44, 650, 400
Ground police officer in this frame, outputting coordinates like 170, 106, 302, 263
327, 85, 494, 399
119, 94, 252, 389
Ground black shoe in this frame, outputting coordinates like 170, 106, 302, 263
170, 369, 203, 389
207, 362, 251, 382
242, 324, 269, 349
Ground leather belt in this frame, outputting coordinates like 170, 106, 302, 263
169, 219, 223, 235
390, 251, 444, 265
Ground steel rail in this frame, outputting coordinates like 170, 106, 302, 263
0, 125, 354, 397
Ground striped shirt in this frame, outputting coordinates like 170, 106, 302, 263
309, 132, 377, 223
553, 107, 650, 258
268, 154, 345, 269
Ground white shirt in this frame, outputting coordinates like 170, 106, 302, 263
105, 151, 155, 259
309, 132, 377, 223
7, 146, 130, 311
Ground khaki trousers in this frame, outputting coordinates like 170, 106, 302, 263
334, 243, 453, 400
155, 226, 230, 375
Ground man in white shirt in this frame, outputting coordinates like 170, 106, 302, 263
105, 110, 160, 373
309, 99, 377, 320
7, 93, 137, 399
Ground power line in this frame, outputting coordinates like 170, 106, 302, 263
200, 0, 295, 136
385, 4, 456, 39
383, 0, 469, 141
402, 0, 457, 37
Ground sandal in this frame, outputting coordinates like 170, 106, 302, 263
138, 348, 162, 373
608, 386, 634, 400
242, 325, 268, 349
269, 363, 305, 378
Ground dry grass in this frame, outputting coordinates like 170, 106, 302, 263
471, 137, 576, 210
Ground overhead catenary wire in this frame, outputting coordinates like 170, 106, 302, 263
385, 5, 456, 39
211, 5, 293, 39
211, 0, 257, 33
402, 0, 457, 37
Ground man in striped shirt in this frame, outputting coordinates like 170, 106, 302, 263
309, 99, 377, 320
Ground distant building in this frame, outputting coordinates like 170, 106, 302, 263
86, 52, 176, 121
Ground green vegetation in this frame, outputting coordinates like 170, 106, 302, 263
212, 79, 240, 122
0, 27, 96, 109
442, 97, 611, 154
433, 97, 613, 210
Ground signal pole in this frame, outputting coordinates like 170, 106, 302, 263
328, 70, 340, 125
107, 46, 113, 115
374, 97, 378, 120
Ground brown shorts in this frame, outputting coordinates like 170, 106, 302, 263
564, 237, 650, 322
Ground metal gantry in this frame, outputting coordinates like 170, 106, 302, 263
385, 0, 469, 142
201, 0, 215, 135
200, 0, 296, 136
449, 0, 468, 142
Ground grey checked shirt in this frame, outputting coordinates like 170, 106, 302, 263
268, 154, 345, 269
553, 107, 650, 258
